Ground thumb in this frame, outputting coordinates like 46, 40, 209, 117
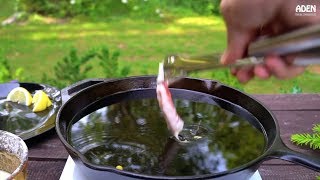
221, 29, 255, 65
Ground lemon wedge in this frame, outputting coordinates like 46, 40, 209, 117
32, 90, 52, 112
116, 165, 123, 170
6, 87, 33, 106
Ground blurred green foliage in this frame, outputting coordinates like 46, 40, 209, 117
0, 58, 11, 82
0, 57, 25, 83
279, 81, 302, 94
42, 47, 96, 88
0, 0, 314, 94
18, 0, 220, 20
97, 47, 130, 78
41, 46, 130, 89
0, 1, 16, 21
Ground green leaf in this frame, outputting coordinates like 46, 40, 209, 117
291, 133, 320, 150
120, 66, 130, 77
291, 133, 312, 145
313, 124, 320, 133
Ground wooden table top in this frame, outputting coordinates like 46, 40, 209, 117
25, 94, 320, 180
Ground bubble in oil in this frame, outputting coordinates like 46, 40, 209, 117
177, 124, 210, 142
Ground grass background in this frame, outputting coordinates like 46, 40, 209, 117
1, 2, 320, 93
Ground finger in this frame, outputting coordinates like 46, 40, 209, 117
254, 65, 270, 79
231, 67, 237, 76
265, 56, 305, 79
221, 29, 255, 65
236, 67, 254, 83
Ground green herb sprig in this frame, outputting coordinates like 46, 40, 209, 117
291, 124, 320, 150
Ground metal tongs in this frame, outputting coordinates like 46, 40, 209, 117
163, 24, 320, 80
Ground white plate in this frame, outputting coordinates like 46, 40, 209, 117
60, 156, 262, 180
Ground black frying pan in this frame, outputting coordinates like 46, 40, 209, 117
56, 76, 320, 180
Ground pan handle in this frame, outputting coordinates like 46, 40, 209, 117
60, 78, 109, 104
265, 137, 320, 171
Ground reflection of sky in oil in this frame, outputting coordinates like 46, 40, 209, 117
69, 98, 265, 176
72, 107, 109, 132
184, 141, 227, 173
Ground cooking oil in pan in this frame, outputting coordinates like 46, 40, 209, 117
68, 98, 266, 176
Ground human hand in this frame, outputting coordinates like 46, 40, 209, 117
220, 0, 320, 83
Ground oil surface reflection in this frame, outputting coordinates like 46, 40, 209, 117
69, 98, 265, 176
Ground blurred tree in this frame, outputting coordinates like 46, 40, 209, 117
41, 46, 129, 88
42, 47, 96, 88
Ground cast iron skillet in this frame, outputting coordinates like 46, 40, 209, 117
56, 76, 320, 180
